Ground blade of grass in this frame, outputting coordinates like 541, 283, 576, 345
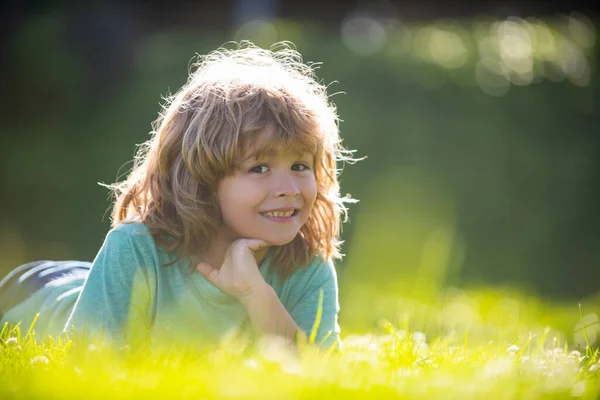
578, 303, 592, 357
308, 289, 324, 345
25, 314, 39, 339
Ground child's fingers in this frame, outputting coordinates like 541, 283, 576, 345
195, 262, 218, 284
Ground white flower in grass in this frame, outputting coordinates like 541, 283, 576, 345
506, 344, 520, 354
569, 350, 582, 361
4, 337, 21, 351
30, 355, 50, 368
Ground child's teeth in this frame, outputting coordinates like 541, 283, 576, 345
263, 211, 294, 217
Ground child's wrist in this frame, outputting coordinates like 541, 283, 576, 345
237, 282, 275, 309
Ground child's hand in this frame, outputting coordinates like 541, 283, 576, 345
195, 239, 271, 302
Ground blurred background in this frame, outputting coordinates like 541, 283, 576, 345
1, 1, 599, 343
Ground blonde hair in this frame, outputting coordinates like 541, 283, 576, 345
108, 41, 361, 278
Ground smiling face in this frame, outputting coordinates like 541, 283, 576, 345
215, 128, 318, 247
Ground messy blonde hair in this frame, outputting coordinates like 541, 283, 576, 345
108, 41, 361, 278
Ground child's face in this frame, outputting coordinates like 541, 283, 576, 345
216, 140, 317, 247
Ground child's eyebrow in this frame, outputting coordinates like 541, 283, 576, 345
241, 148, 311, 162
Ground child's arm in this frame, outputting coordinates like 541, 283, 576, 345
238, 282, 302, 345
195, 239, 302, 343
229, 257, 341, 351
195, 240, 341, 350
63, 227, 154, 347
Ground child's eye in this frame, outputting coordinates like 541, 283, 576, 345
292, 163, 311, 172
250, 165, 268, 174
249, 163, 311, 174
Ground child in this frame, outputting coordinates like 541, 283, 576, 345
0, 41, 360, 351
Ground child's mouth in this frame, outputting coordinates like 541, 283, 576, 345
259, 209, 299, 222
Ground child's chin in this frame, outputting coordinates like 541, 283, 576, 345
262, 235, 296, 247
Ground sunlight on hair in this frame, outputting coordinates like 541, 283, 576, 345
100, 41, 364, 277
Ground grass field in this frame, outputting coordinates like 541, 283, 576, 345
1, 296, 599, 400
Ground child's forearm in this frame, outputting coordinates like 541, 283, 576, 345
240, 283, 304, 344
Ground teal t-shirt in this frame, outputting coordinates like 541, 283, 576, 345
1, 222, 341, 350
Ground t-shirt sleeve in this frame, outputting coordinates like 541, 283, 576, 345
63, 228, 154, 346
287, 258, 341, 351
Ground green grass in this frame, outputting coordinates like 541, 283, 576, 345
1, 296, 599, 400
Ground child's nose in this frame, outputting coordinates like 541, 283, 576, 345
274, 171, 300, 197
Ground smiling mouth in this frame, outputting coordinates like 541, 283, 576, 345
259, 209, 299, 218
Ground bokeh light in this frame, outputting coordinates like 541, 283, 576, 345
341, 15, 387, 56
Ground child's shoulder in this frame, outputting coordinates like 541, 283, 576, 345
270, 254, 338, 299
305, 254, 333, 270
105, 221, 154, 247
100, 221, 162, 263
110, 220, 151, 236
287, 254, 337, 284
